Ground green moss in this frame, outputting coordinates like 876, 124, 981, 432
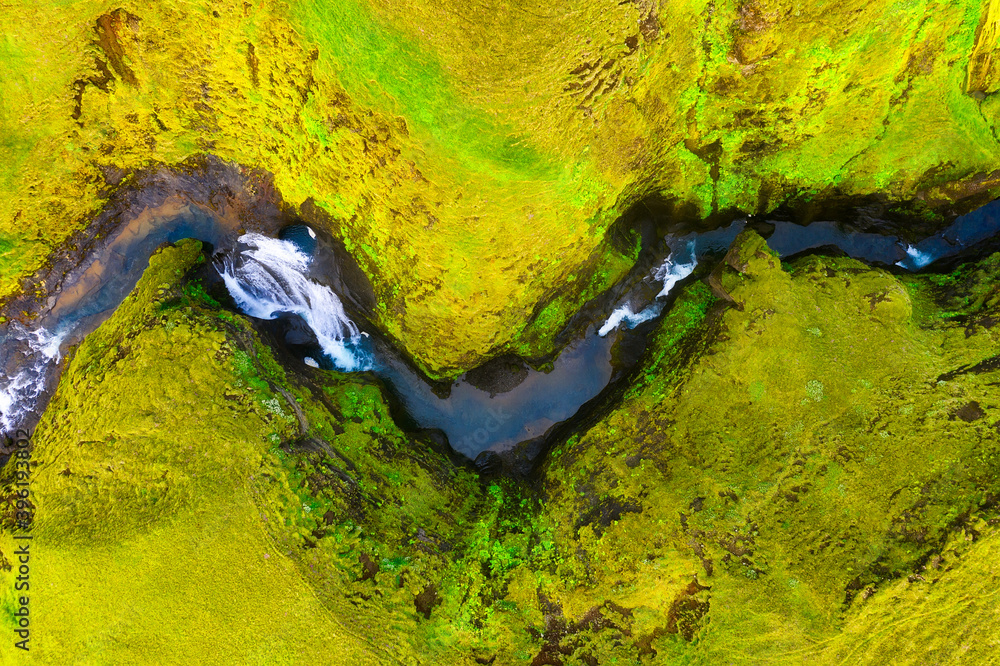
525, 235, 1000, 663
290, 0, 555, 179
3, 0, 1000, 660
3, 0, 1000, 376
511, 231, 639, 359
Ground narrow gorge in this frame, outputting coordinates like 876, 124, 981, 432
2, 0, 1000, 663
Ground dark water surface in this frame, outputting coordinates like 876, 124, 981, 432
2, 198, 999, 461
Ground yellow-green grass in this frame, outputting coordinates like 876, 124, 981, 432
4, 0, 1000, 376
0, 241, 389, 663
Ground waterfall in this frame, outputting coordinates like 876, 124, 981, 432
218, 232, 372, 372
599, 240, 698, 337
598, 302, 664, 337
653, 240, 698, 298
895, 244, 935, 270
0, 325, 71, 431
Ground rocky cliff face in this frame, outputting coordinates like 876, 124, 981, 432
4, 0, 1000, 376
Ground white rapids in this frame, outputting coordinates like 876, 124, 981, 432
599, 239, 698, 337
895, 244, 935, 270
218, 233, 372, 372
0, 326, 71, 431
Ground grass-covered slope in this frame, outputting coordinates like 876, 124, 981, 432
3, 0, 1000, 376
529, 232, 1000, 662
2, 232, 998, 662
0, 240, 480, 663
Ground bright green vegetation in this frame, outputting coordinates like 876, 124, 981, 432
0, 241, 390, 663
3, 0, 1000, 377
1, 233, 997, 662
3, 0, 1000, 660
531, 232, 1000, 662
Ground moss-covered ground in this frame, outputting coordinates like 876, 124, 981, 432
530, 232, 1000, 662
4, 0, 1000, 376
1, 232, 997, 663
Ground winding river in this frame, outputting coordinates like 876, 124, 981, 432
2, 195, 999, 461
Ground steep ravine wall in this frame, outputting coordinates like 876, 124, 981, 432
4, 0, 1000, 377
4, 233, 999, 663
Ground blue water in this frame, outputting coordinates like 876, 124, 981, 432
3, 199, 1000, 458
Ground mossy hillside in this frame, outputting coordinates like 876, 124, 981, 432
0, 237, 550, 663
816, 521, 1000, 665
528, 233, 1000, 662
0, 240, 465, 663
246, 374, 501, 663
0, 0, 625, 380
294, 238, 999, 663
4, 0, 1000, 378
247, 281, 721, 664
1, 232, 999, 662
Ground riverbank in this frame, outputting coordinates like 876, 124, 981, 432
3, 226, 997, 662
5, 0, 1000, 378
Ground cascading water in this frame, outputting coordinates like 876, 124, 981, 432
218, 233, 373, 372
598, 222, 745, 338
897, 244, 934, 270
598, 239, 698, 337
0, 326, 70, 431
597, 201, 1000, 338
2, 196, 999, 457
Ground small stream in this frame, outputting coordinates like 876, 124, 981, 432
2, 197, 999, 460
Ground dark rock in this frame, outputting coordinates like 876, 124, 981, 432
666, 579, 711, 641
474, 450, 503, 476
359, 553, 379, 582
414, 583, 441, 619
465, 355, 530, 396
746, 219, 776, 239
576, 497, 642, 535
954, 401, 985, 422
